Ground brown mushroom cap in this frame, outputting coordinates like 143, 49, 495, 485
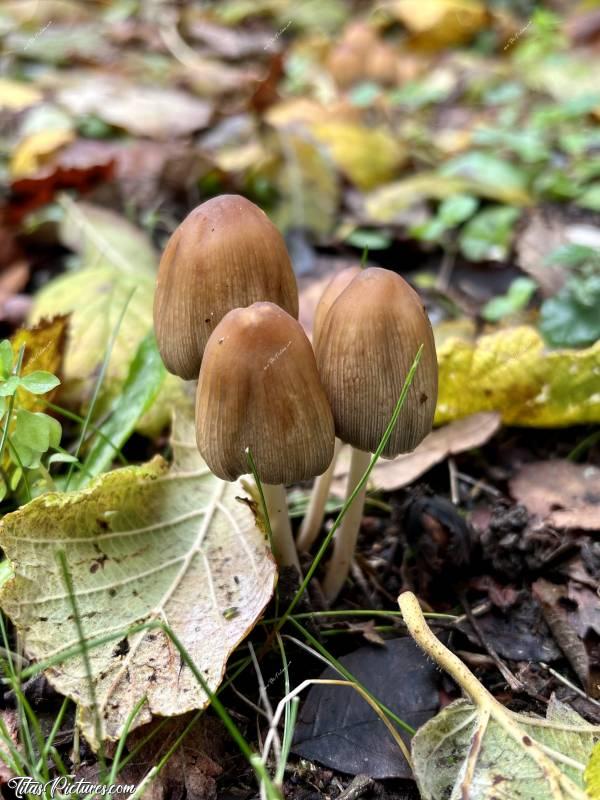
154, 195, 299, 380
314, 267, 437, 457
196, 302, 335, 484
313, 266, 362, 347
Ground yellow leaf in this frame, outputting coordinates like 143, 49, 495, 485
10, 128, 74, 178
0, 78, 42, 111
435, 326, 600, 427
309, 121, 406, 190
364, 170, 531, 222
389, 0, 488, 50
586, 742, 600, 799
11, 316, 68, 413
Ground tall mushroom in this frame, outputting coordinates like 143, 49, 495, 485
196, 302, 335, 571
297, 266, 361, 553
154, 194, 299, 380
314, 267, 438, 603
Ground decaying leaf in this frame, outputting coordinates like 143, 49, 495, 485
412, 696, 599, 800
400, 592, 600, 800
309, 121, 406, 191
0, 78, 42, 111
57, 75, 212, 139
510, 461, 600, 530
11, 315, 69, 412
331, 412, 501, 495
28, 198, 183, 434
586, 742, 600, 799
0, 403, 277, 748
388, 0, 488, 50
436, 326, 600, 426
293, 638, 440, 779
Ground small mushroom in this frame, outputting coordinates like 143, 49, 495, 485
196, 302, 335, 570
297, 265, 361, 554
314, 267, 438, 602
154, 194, 298, 380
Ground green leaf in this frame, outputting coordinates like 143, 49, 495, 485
482, 277, 537, 322
540, 284, 600, 348
75, 332, 166, 486
0, 341, 13, 378
47, 452, 78, 465
437, 194, 478, 227
459, 205, 520, 262
0, 402, 276, 748
0, 376, 20, 397
19, 371, 61, 395
345, 229, 392, 250
412, 696, 599, 799
576, 183, 600, 212
546, 244, 600, 269
440, 153, 530, 205
13, 409, 54, 453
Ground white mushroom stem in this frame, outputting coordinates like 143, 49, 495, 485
322, 447, 371, 604
262, 483, 301, 572
296, 438, 342, 553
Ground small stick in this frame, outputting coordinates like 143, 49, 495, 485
448, 457, 460, 505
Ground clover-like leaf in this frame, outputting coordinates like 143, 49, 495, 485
0, 402, 276, 748
0, 341, 13, 379
19, 371, 61, 395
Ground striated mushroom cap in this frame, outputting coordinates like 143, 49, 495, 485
315, 267, 437, 457
154, 195, 298, 380
313, 266, 362, 347
196, 302, 335, 484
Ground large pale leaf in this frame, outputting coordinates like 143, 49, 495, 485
412, 697, 599, 800
29, 198, 183, 434
0, 404, 276, 747
435, 326, 600, 426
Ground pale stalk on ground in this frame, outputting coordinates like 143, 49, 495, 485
322, 448, 371, 604
296, 438, 342, 553
399, 591, 589, 800
262, 483, 301, 572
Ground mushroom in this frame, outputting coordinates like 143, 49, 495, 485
297, 266, 361, 554
154, 194, 299, 380
314, 267, 438, 603
196, 302, 335, 571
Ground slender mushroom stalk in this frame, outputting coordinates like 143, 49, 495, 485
297, 267, 361, 553
153, 194, 298, 380
315, 267, 438, 604
196, 302, 335, 572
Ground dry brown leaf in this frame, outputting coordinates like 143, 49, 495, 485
332, 412, 501, 495
57, 75, 212, 139
510, 460, 600, 530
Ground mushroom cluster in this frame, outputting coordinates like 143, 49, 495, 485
154, 194, 438, 601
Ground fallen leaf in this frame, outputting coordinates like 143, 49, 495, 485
270, 129, 340, 235
11, 316, 69, 413
455, 588, 558, 661
515, 210, 571, 297
309, 121, 406, 191
0, 78, 42, 111
28, 199, 182, 434
533, 579, 590, 691
388, 0, 488, 50
332, 413, 500, 495
412, 695, 599, 800
57, 75, 212, 139
510, 461, 600, 530
586, 741, 600, 799
10, 128, 75, 178
0, 709, 19, 784
0, 403, 277, 747
435, 326, 600, 427
292, 638, 440, 779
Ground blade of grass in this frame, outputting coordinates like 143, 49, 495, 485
276, 347, 423, 632
287, 619, 415, 735
75, 332, 166, 487
107, 695, 148, 786
46, 402, 128, 466
56, 550, 106, 775
65, 289, 135, 490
